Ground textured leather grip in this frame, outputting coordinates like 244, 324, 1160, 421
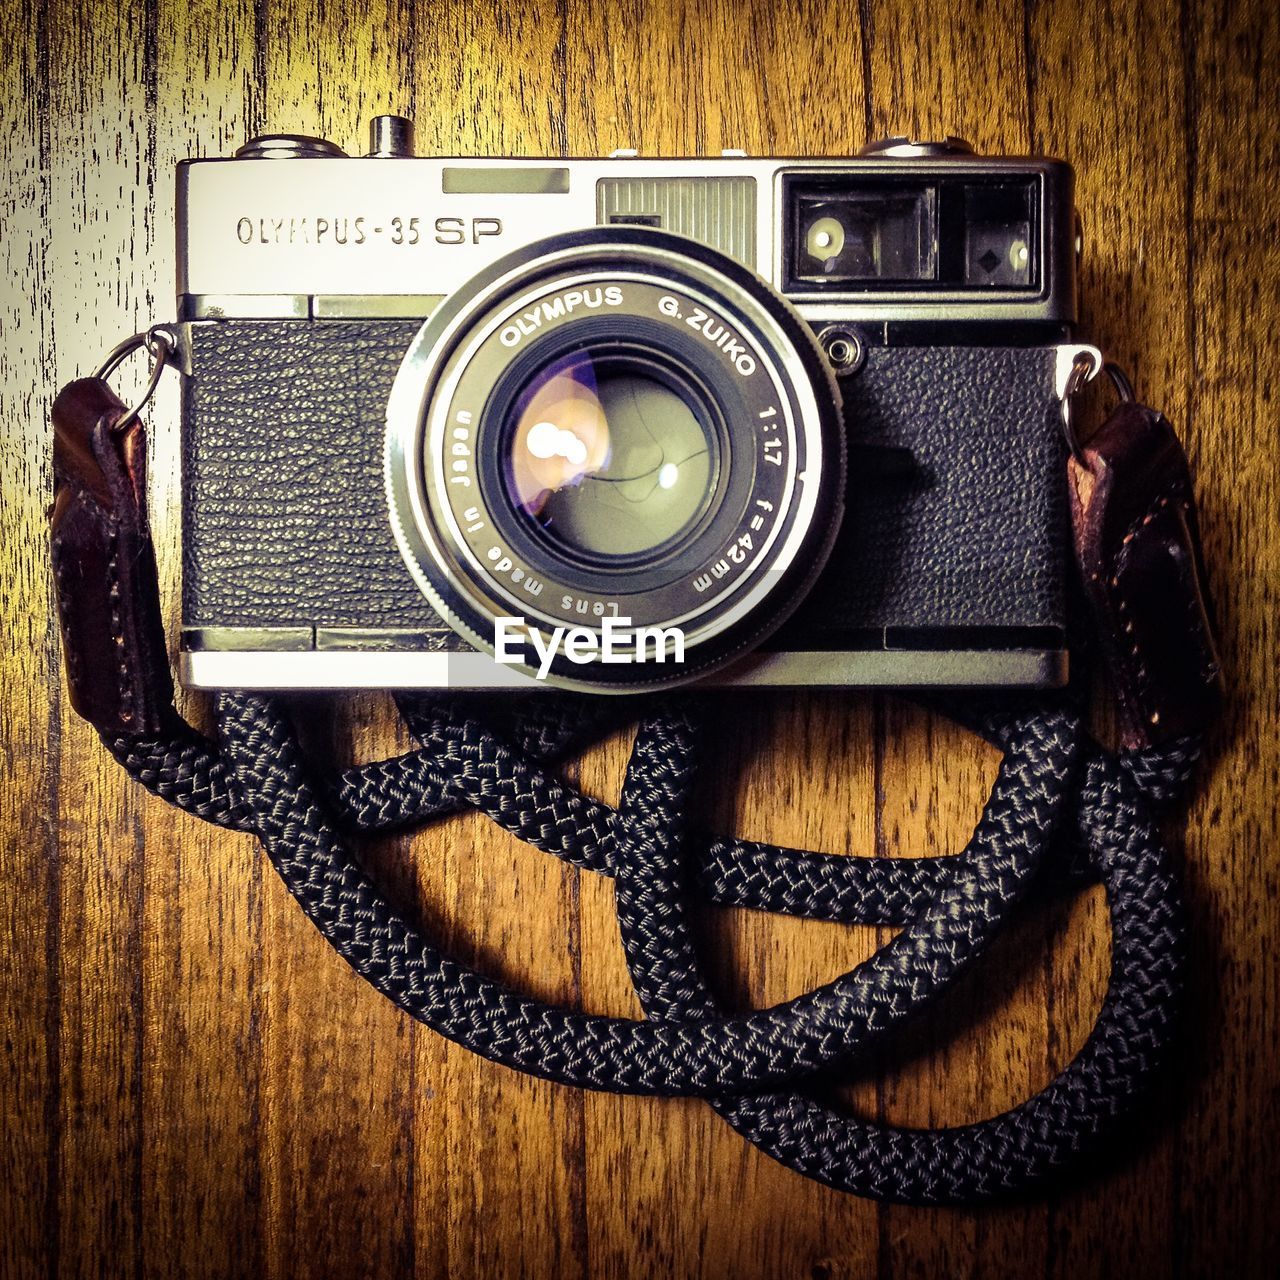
181, 324, 1067, 635
1069, 400, 1222, 749
50, 378, 174, 735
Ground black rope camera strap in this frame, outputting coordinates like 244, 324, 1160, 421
100, 692, 1199, 1204
49, 352, 1220, 1205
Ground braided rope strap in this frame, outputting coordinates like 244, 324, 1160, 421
101, 691, 1198, 1202
611, 702, 1193, 1202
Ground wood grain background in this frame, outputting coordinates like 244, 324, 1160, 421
2, 1, 1277, 1276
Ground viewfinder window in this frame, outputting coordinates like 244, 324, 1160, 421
784, 173, 1040, 292
792, 185, 937, 284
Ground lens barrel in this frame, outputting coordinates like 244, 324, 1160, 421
385, 227, 845, 690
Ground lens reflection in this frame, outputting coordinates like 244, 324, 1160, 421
504, 351, 716, 562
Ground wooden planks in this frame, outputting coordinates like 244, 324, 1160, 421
1174, 0, 1280, 1272
1, 2, 58, 1275
1, 0, 1277, 1276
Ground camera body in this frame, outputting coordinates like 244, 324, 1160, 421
175, 121, 1093, 691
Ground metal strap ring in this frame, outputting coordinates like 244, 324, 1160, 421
1060, 351, 1098, 464
1060, 354, 1139, 464
92, 324, 178, 432
1103, 360, 1136, 403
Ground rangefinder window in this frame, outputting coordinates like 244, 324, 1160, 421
959, 179, 1036, 286
784, 173, 1040, 293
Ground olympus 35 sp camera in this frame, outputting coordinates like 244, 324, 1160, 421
176, 116, 1096, 692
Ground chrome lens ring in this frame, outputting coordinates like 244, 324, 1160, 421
386, 227, 845, 690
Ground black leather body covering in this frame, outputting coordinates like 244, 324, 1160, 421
803, 343, 1066, 634
183, 319, 438, 630
181, 320, 1065, 641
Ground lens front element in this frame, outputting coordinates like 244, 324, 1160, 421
504, 348, 718, 565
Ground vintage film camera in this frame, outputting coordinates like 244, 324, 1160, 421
175, 117, 1094, 691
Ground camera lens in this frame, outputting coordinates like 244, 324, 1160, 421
385, 226, 845, 690
502, 348, 718, 565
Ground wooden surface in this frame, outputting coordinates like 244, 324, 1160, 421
2, 1, 1278, 1275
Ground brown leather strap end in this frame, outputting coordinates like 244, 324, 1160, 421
50, 378, 174, 737
1069, 400, 1222, 749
